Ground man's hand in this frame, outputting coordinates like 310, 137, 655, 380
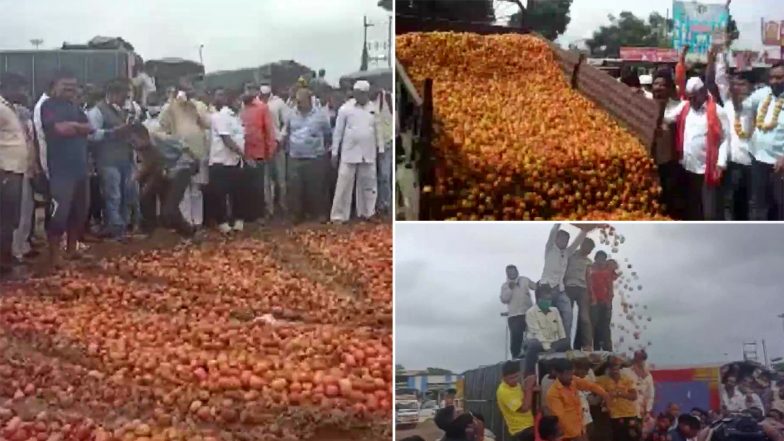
774, 157, 784, 174
76, 123, 95, 135
708, 45, 719, 64
680, 44, 690, 61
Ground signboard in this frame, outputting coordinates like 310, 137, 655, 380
620, 47, 679, 62
672, 1, 730, 57
763, 20, 781, 46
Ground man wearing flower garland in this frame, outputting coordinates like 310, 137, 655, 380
707, 45, 755, 220
741, 63, 784, 220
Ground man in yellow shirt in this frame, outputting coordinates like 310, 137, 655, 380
596, 359, 640, 441
546, 359, 609, 441
496, 360, 536, 441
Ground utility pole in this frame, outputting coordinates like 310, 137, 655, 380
387, 15, 392, 68
778, 313, 784, 334
762, 340, 769, 367
361, 15, 374, 71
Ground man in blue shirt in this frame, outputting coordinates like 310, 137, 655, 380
743, 63, 784, 220
285, 88, 332, 224
40, 70, 93, 268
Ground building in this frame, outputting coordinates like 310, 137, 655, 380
396, 370, 463, 400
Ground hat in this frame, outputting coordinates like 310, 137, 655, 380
353, 80, 370, 92
639, 74, 653, 86
685, 77, 705, 94
259, 85, 271, 94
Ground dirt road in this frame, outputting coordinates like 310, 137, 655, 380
397, 419, 443, 440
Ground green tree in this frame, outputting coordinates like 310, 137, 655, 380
508, 0, 573, 41
425, 367, 454, 375
396, 364, 406, 373
586, 11, 673, 58
378, 0, 392, 11
395, 0, 495, 23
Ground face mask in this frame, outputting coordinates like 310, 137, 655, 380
538, 299, 552, 310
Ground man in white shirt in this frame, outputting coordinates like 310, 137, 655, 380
330, 80, 383, 222
539, 223, 594, 340
259, 84, 289, 218
663, 77, 731, 220
721, 375, 751, 414
707, 46, 754, 220
523, 286, 570, 376
0, 73, 32, 278
564, 238, 595, 350
739, 63, 784, 220
500, 264, 537, 359
208, 88, 247, 234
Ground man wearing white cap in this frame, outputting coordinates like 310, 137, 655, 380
663, 76, 731, 220
330, 80, 383, 222
259, 84, 289, 218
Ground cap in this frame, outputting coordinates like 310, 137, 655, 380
639, 74, 653, 86
353, 80, 370, 92
685, 77, 705, 94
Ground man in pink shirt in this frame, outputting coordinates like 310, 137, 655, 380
239, 91, 275, 222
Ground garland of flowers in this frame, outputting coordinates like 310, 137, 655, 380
756, 94, 784, 132
735, 113, 752, 139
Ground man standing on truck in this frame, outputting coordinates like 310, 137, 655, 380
546, 359, 609, 441
86, 79, 134, 240
500, 264, 537, 359
496, 360, 536, 441
330, 80, 383, 223
158, 77, 211, 229
540, 223, 599, 339
564, 238, 595, 350
597, 359, 641, 441
40, 70, 94, 267
587, 252, 619, 351
0, 73, 33, 278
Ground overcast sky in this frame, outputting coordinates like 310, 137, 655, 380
0, 0, 390, 82
493, 0, 781, 51
395, 223, 784, 373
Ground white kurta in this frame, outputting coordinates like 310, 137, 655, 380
663, 101, 731, 174
330, 100, 383, 222
623, 366, 655, 417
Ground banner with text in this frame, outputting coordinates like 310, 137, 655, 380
620, 47, 679, 62
672, 1, 729, 58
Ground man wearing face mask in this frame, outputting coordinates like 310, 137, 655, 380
523, 286, 571, 377
663, 75, 731, 220
740, 63, 784, 220
158, 77, 211, 228
500, 265, 537, 359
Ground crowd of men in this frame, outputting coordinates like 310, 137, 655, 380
622, 44, 784, 221
0, 69, 393, 279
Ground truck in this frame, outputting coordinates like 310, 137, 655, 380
203, 60, 313, 93
0, 36, 136, 100
395, 397, 421, 430
394, 14, 661, 220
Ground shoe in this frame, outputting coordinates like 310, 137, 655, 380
218, 223, 232, 234
233, 220, 244, 232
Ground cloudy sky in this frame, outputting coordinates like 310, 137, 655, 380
0, 0, 390, 82
395, 223, 784, 373
493, 0, 780, 51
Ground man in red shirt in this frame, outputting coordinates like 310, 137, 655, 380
239, 92, 275, 222
587, 251, 619, 351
